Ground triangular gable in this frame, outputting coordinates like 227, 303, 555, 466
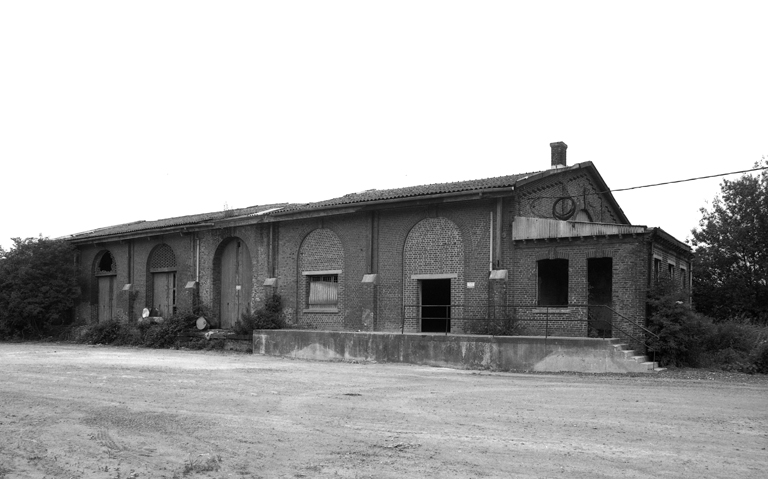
513, 162, 630, 225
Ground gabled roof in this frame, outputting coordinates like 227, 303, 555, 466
272, 171, 542, 215
269, 161, 629, 225
65, 160, 630, 243
66, 203, 288, 243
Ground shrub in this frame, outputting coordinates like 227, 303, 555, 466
752, 343, 768, 374
0, 237, 80, 339
468, 315, 527, 336
234, 294, 285, 335
81, 320, 124, 345
142, 310, 199, 348
647, 277, 716, 367
74, 308, 201, 349
647, 277, 768, 372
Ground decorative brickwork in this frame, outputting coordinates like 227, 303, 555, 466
146, 244, 178, 315
298, 228, 345, 329
403, 217, 465, 332
519, 171, 621, 224
148, 244, 177, 271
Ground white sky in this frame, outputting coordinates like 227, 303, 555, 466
1, 1, 766, 251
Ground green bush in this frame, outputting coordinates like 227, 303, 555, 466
81, 320, 124, 345
752, 343, 768, 374
234, 294, 285, 335
142, 310, 199, 348
468, 314, 527, 336
74, 308, 201, 349
647, 277, 768, 372
0, 238, 80, 339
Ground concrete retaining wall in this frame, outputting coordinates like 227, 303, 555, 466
253, 330, 654, 373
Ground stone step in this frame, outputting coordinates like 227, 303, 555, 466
642, 361, 665, 372
618, 349, 637, 359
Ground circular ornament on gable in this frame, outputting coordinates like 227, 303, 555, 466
552, 196, 577, 220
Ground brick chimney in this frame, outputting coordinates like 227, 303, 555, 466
550, 141, 567, 168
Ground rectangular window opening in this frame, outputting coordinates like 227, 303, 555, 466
538, 259, 568, 306
307, 274, 339, 310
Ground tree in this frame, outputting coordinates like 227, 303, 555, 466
691, 159, 768, 324
0, 237, 81, 338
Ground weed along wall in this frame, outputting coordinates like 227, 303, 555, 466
252, 330, 661, 373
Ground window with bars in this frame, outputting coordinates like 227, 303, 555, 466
308, 274, 339, 309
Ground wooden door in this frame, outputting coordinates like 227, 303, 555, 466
220, 240, 252, 329
98, 276, 115, 322
152, 272, 175, 318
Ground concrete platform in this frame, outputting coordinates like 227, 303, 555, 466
252, 330, 659, 373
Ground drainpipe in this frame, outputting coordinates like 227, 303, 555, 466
496, 198, 503, 269
195, 236, 200, 283
489, 211, 493, 272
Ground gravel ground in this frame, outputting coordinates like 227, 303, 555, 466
1, 342, 766, 478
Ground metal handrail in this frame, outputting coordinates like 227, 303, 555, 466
401, 303, 659, 366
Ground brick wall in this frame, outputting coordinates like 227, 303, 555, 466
516, 169, 624, 224
75, 235, 195, 324
651, 241, 693, 297
403, 217, 465, 332
298, 228, 345, 329
509, 237, 649, 344
70, 164, 683, 342
198, 225, 263, 327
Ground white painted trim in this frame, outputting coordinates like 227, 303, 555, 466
302, 270, 342, 276
410, 273, 458, 280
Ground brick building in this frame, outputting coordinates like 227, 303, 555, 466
67, 143, 691, 345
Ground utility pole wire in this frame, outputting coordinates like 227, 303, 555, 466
611, 166, 768, 193
529, 166, 768, 199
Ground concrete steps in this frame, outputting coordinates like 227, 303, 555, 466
611, 341, 663, 372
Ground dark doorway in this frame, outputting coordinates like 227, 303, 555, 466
588, 257, 613, 337
420, 279, 451, 333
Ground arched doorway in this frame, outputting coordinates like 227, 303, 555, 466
94, 251, 117, 322
403, 218, 464, 333
215, 238, 253, 329
147, 244, 177, 318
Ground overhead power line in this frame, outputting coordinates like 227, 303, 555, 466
611, 166, 767, 193
529, 166, 767, 199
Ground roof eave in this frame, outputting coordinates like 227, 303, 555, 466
67, 223, 217, 245
268, 185, 518, 220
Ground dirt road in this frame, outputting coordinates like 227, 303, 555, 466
0, 343, 766, 478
